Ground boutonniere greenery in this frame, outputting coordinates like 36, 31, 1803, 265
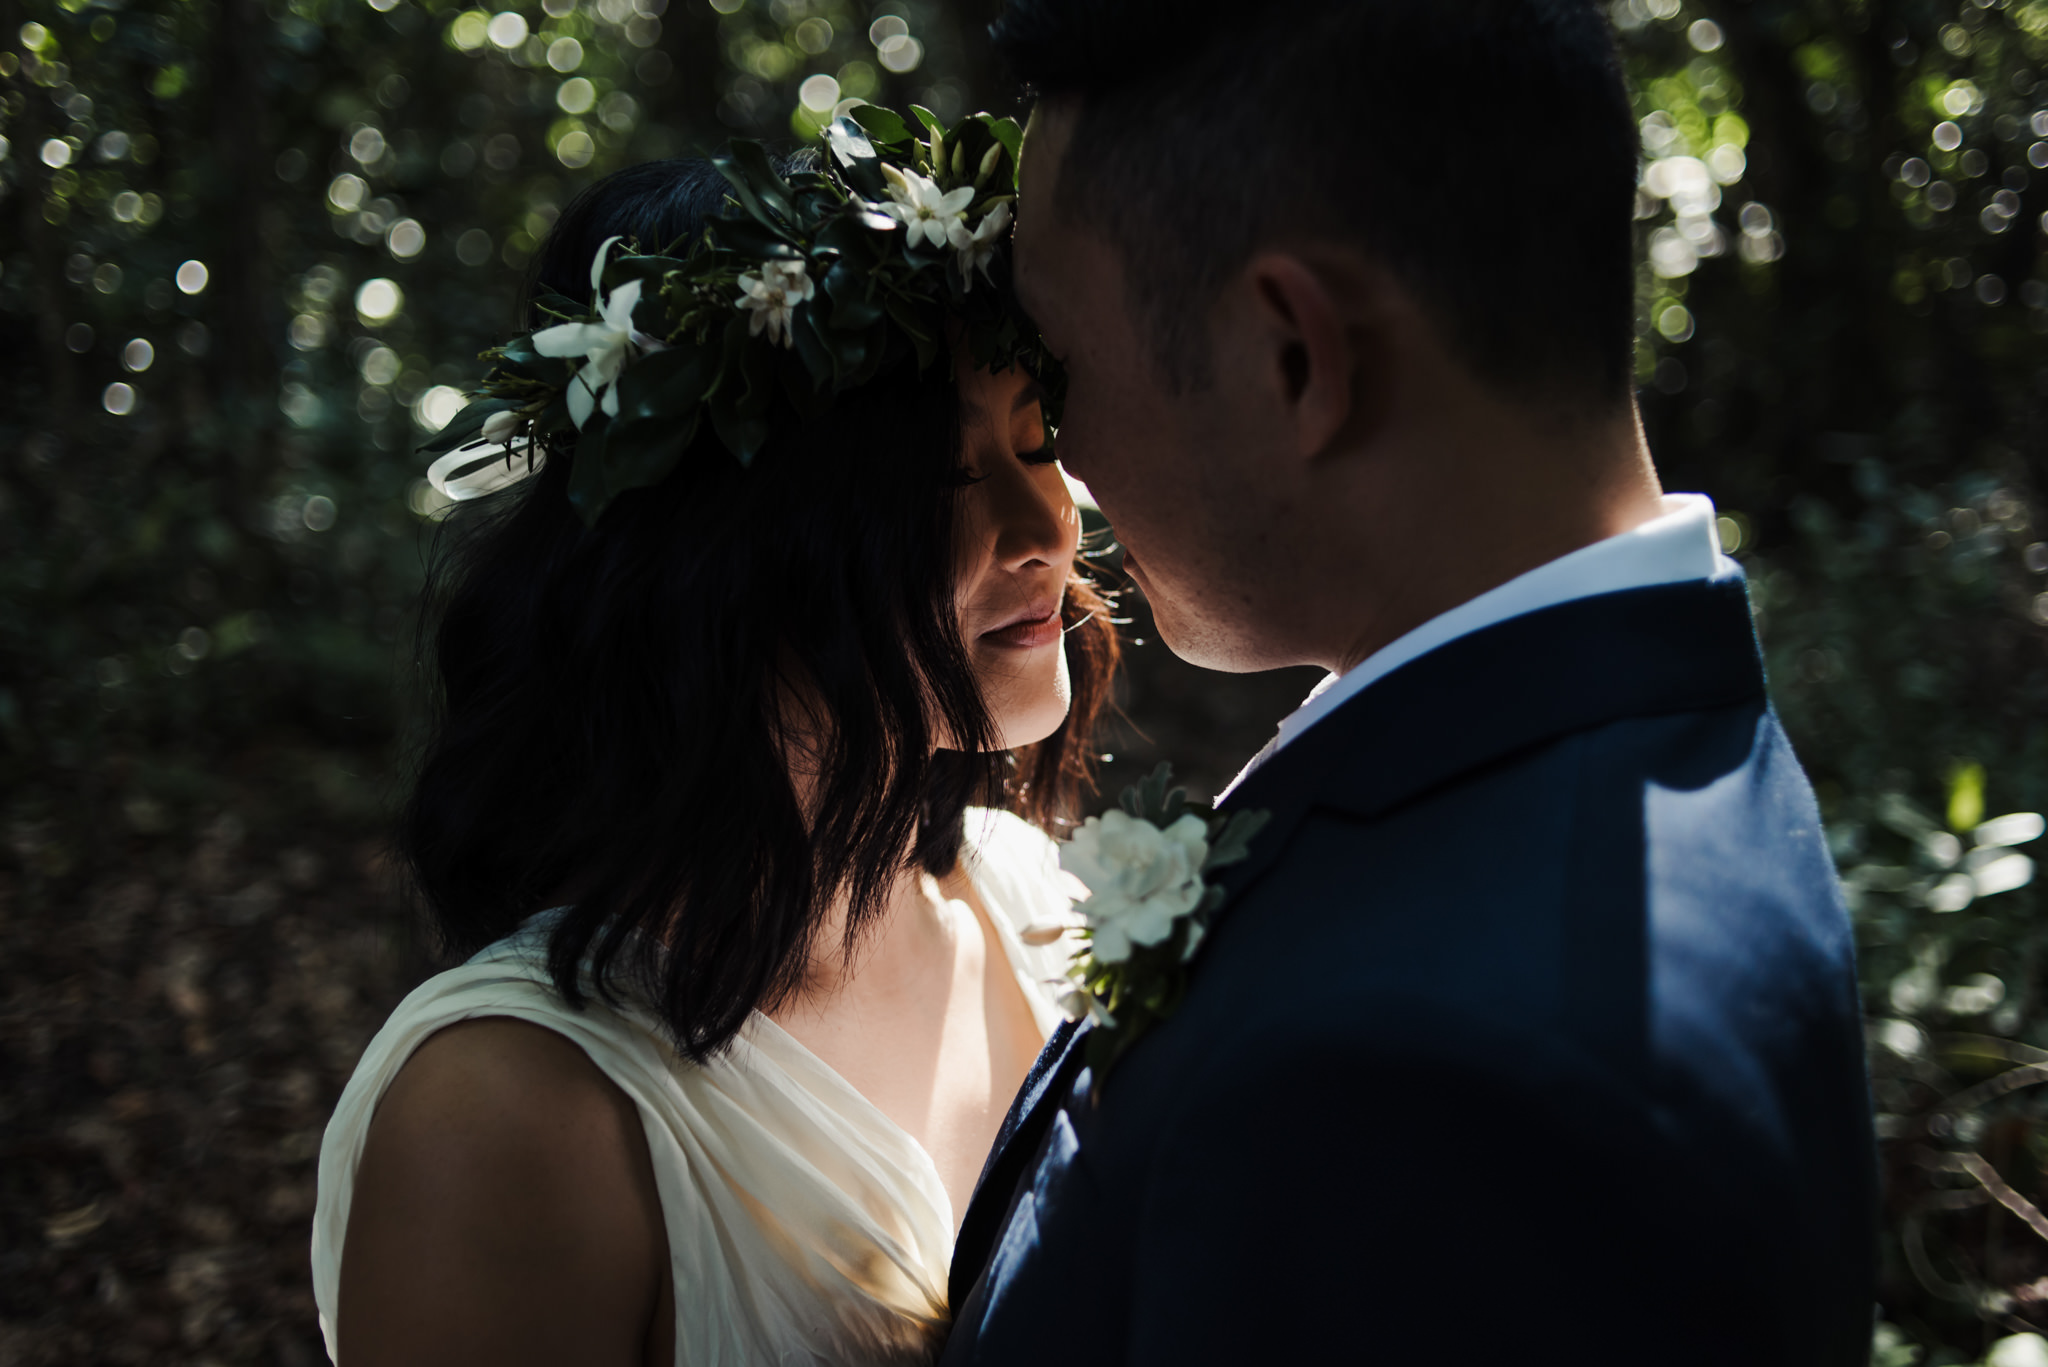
1024, 764, 1269, 1081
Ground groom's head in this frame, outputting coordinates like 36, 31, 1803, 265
1001, 0, 1659, 674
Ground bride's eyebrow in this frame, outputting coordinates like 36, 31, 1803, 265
1011, 378, 1046, 415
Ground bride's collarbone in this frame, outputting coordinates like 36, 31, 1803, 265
769, 869, 1039, 1219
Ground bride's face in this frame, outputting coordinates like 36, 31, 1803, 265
951, 358, 1082, 751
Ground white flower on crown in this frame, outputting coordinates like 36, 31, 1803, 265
1058, 809, 1211, 965
530, 235, 667, 429
736, 259, 814, 348
878, 163, 975, 251
950, 200, 1011, 292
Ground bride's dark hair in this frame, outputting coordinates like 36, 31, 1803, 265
397, 156, 1120, 1061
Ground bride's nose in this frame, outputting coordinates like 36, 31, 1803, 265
985, 464, 1076, 573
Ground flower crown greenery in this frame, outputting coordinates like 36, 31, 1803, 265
418, 104, 1057, 528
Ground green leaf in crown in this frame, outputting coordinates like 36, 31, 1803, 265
1022, 763, 1272, 1085
420, 105, 1062, 527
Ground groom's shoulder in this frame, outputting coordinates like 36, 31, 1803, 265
1231, 696, 1849, 1014
1145, 695, 1866, 1158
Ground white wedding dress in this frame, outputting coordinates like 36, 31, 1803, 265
311, 809, 1074, 1366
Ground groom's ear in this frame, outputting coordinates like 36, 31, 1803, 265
1236, 250, 1395, 463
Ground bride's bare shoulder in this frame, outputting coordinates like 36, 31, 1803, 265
338, 1017, 669, 1366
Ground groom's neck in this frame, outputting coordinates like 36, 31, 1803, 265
1305, 397, 1666, 678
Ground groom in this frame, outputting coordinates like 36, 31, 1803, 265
945, 0, 1877, 1362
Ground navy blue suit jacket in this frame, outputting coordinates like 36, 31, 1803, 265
941, 579, 1877, 1364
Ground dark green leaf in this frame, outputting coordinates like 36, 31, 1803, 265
535, 392, 576, 439
822, 262, 886, 330
909, 105, 945, 138
816, 214, 891, 262
606, 253, 687, 285
825, 115, 876, 165
845, 103, 913, 147
601, 414, 691, 496
708, 214, 801, 260
531, 289, 588, 321
791, 306, 835, 389
823, 322, 871, 383
885, 296, 939, 372
611, 346, 713, 427
707, 392, 768, 466
1203, 808, 1272, 873
1120, 761, 1189, 826
495, 335, 572, 388
716, 139, 801, 228
987, 116, 1024, 179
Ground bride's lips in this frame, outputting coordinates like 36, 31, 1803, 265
980, 600, 1063, 650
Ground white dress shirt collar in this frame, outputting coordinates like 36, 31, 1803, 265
1219, 493, 1739, 799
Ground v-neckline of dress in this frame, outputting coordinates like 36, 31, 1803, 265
749, 846, 1057, 1236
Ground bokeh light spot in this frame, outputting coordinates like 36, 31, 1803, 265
450, 10, 489, 48
329, 173, 368, 211
415, 385, 469, 431
556, 76, 596, 113
387, 218, 426, 258
798, 74, 840, 112
486, 11, 528, 48
1656, 303, 1695, 342
555, 129, 595, 167
360, 346, 402, 385
303, 495, 338, 532
877, 34, 922, 73
795, 17, 832, 53
355, 277, 404, 324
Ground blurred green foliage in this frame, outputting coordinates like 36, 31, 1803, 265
3, 0, 2048, 1358
1615, 2, 2048, 1357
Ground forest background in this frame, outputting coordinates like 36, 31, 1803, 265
1, 0, 2046, 1360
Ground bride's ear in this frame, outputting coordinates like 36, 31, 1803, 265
1237, 250, 1394, 463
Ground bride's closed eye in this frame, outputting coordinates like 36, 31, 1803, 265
951, 440, 1055, 487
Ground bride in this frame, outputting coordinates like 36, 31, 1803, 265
309, 109, 1118, 1365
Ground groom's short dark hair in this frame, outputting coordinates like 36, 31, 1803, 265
993, 0, 1640, 408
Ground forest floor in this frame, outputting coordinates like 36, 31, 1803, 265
0, 780, 434, 1366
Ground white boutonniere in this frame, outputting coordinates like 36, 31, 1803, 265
1024, 763, 1269, 1082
